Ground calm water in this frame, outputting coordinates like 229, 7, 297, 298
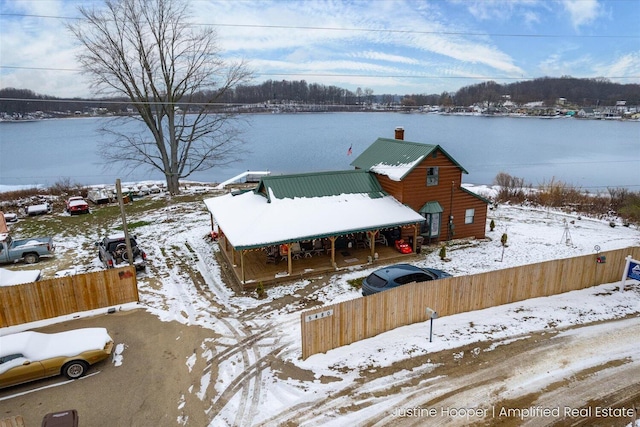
0, 113, 638, 191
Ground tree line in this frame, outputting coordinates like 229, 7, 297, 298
2, 76, 638, 116
404, 77, 640, 108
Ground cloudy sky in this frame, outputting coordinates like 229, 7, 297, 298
0, 0, 638, 98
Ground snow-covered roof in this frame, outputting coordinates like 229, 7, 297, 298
369, 156, 424, 181
204, 190, 425, 250
350, 137, 468, 181
0, 268, 41, 286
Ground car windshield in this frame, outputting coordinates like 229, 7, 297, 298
366, 273, 388, 288
0, 354, 23, 364
395, 272, 433, 285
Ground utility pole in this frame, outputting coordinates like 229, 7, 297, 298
116, 179, 134, 267
448, 180, 455, 241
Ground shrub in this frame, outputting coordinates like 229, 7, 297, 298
256, 282, 266, 299
347, 277, 364, 289
439, 245, 447, 260
494, 172, 526, 203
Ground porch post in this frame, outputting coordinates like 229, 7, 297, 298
368, 230, 376, 258
287, 244, 293, 275
412, 224, 418, 253
329, 236, 336, 267
240, 250, 245, 286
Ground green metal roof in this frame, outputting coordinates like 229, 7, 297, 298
350, 137, 469, 179
419, 201, 444, 214
255, 169, 387, 202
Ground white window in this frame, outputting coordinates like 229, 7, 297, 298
465, 208, 475, 224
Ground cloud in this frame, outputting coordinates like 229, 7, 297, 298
592, 51, 640, 82
0, 0, 635, 97
461, 0, 543, 22
561, 0, 603, 30
349, 51, 422, 66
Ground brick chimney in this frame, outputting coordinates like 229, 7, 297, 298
394, 127, 404, 140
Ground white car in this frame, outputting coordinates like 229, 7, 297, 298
3, 212, 18, 223
0, 328, 113, 388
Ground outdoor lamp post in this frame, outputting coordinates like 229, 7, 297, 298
426, 307, 438, 342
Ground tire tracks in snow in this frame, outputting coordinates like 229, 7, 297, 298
189, 237, 299, 426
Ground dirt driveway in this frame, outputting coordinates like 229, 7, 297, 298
0, 308, 215, 426
2, 308, 639, 427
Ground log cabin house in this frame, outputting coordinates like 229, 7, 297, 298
351, 127, 489, 245
204, 128, 489, 288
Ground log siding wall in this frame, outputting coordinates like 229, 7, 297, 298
374, 149, 488, 242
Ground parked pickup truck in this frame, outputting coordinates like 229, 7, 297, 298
0, 233, 55, 264
96, 235, 147, 272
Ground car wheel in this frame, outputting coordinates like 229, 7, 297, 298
23, 253, 39, 264
62, 360, 88, 379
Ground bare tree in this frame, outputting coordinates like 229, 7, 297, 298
68, 0, 252, 194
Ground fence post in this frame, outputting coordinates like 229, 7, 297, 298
620, 255, 631, 292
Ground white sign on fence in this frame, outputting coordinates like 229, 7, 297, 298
305, 309, 334, 322
620, 255, 640, 291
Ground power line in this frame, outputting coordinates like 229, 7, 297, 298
1, 12, 638, 40
1, 66, 637, 82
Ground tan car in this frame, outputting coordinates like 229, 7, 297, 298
0, 328, 113, 389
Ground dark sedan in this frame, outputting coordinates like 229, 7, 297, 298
361, 263, 452, 296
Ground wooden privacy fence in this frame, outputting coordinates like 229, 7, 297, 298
301, 246, 640, 359
0, 267, 139, 328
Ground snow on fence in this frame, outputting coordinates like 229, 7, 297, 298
0, 267, 139, 328
300, 246, 640, 360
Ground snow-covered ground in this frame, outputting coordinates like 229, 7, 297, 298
2, 184, 640, 426
126, 185, 640, 426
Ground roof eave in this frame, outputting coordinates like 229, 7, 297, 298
231, 219, 425, 251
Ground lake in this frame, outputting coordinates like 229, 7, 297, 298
0, 113, 638, 191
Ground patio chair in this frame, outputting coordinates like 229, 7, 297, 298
279, 244, 289, 261
290, 242, 303, 259
375, 233, 388, 246
312, 239, 325, 255
266, 246, 279, 264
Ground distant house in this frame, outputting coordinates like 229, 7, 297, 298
204, 128, 489, 286
351, 127, 489, 244
577, 108, 595, 118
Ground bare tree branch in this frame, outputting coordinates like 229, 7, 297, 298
68, 0, 253, 194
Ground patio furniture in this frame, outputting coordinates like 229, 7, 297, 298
280, 244, 289, 261
312, 239, 325, 255
375, 233, 388, 246
290, 242, 303, 259
266, 246, 279, 264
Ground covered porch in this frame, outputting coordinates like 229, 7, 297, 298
216, 226, 426, 288
203, 170, 427, 289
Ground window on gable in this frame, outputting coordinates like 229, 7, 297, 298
465, 208, 475, 224
426, 166, 439, 186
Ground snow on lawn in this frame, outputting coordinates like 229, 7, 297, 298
130, 185, 640, 425
184, 191, 639, 425
3, 183, 640, 426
